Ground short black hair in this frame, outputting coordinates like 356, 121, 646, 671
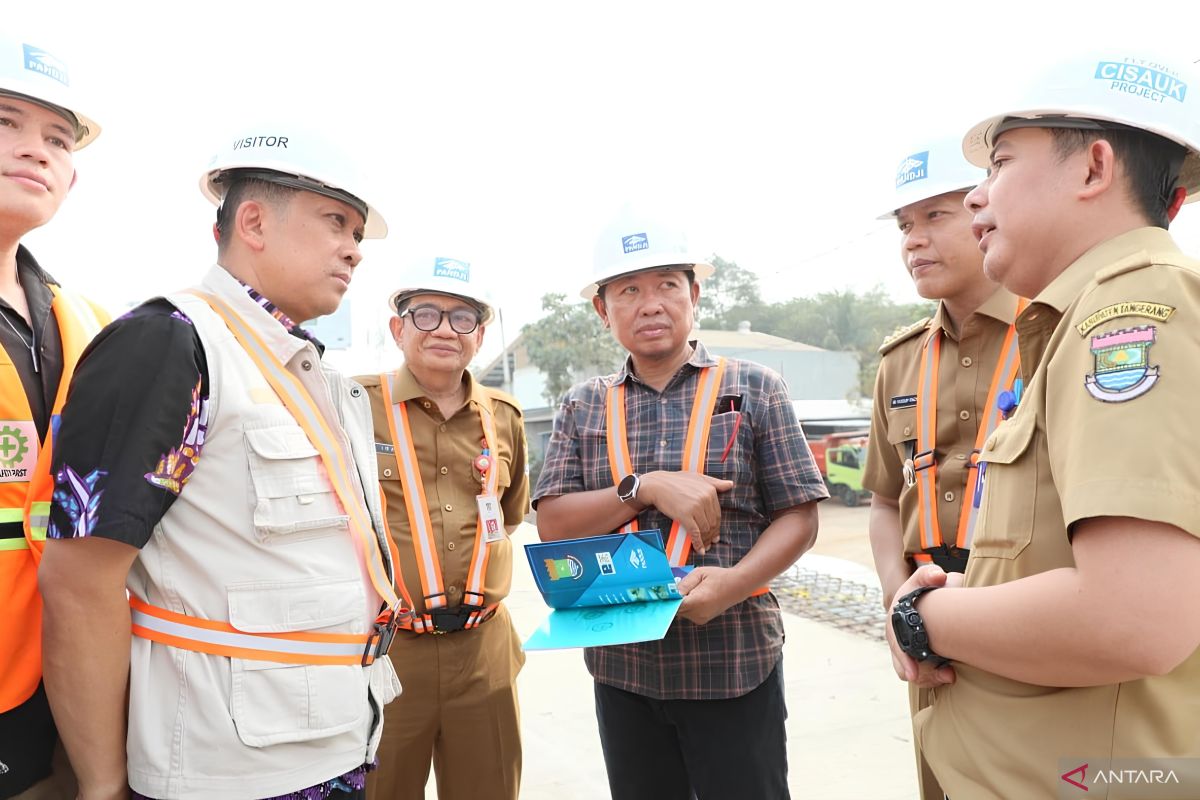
596, 267, 696, 302
214, 178, 300, 254
1048, 126, 1186, 229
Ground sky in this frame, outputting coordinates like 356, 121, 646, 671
12, 0, 1200, 373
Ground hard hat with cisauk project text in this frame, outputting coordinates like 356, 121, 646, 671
962, 52, 1200, 200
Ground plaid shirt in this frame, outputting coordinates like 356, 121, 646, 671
533, 341, 827, 699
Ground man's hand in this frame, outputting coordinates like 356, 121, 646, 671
676, 566, 747, 624
884, 565, 962, 688
637, 471, 734, 554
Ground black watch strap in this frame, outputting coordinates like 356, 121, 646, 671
891, 586, 950, 667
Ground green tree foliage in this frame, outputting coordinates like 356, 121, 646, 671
697, 255, 762, 323
521, 293, 626, 406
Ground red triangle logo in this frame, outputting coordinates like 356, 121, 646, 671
1061, 763, 1089, 791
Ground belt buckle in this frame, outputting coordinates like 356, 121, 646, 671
430, 607, 467, 634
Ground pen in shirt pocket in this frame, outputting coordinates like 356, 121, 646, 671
717, 395, 744, 463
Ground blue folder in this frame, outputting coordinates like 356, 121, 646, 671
522, 530, 689, 651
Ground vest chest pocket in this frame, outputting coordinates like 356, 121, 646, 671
972, 410, 1038, 559
227, 579, 369, 747
244, 424, 349, 542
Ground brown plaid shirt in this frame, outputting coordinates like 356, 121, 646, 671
533, 341, 827, 699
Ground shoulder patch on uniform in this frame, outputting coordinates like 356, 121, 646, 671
1075, 301, 1175, 336
1083, 324, 1161, 403
878, 317, 931, 355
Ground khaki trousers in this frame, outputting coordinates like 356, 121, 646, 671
367, 605, 524, 800
909, 683, 944, 800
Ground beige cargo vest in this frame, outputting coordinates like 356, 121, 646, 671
125, 267, 399, 800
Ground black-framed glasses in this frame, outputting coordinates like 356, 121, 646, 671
403, 305, 482, 334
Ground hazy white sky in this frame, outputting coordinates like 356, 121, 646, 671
12, 0, 1200, 371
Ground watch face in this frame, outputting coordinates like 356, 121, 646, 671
618, 473, 638, 500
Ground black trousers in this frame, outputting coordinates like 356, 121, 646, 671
594, 664, 790, 800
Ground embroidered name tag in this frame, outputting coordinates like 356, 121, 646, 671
890, 395, 917, 409
375, 443, 395, 455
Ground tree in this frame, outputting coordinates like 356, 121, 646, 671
697, 255, 762, 326
522, 293, 626, 406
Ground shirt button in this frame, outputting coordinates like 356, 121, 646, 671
448, 586, 458, 595
444, 504, 453, 512
960, 356, 973, 367
447, 541, 456, 551
902, 426, 912, 436
959, 410, 970, 421
955, 453, 966, 460
661, 398, 668, 405
423, 401, 431, 409
944, 491, 955, 502
383, 468, 393, 477
440, 466, 449, 475
659, 439, 668, 447
301, 360, 312, 371
440, 424, 447, 433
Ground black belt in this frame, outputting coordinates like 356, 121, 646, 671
428, 604, 494, 634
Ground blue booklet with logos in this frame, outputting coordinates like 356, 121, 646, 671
522, 529, 690, 651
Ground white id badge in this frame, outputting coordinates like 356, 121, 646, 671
477, 494, 505, 542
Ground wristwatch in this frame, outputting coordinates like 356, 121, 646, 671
616, 473, 641, 504
891, 586, 950, 667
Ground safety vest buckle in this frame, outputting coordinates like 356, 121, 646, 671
919, 545, 969, 574
429, 604, 482, 634
361, 610, 401, 666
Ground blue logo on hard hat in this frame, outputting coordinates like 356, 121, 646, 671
22, 45, 69, 87
622, 233, 649, 254
895, 152, 929, 188
1094, 61, 1187, 104
433, 257, 470, 282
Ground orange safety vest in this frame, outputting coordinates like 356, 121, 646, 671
378, 373, 501, 633
906, 300, 1026, 564
0, 285, 108, 712
128, 292, 401, 666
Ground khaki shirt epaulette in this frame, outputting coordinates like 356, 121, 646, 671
878, 316, 932, 355
483, 385, 524, 417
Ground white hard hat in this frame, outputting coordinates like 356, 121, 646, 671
200, 126, 387, 239
387, 256, 495, 325
962, 51, 1200, 198
584, 206, 714, 299
0, 35, 99, 148
878, 136, 985, 220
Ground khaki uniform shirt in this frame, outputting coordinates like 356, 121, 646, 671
864, 288, 1021, 559
358, 367, 528, 614
918, 228, 1200, 798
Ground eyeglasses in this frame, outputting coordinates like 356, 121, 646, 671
403, 305, 482, 334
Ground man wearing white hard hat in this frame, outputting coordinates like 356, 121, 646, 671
0, 34, 107, 800
863, 137, 1024, 800
356, 257, 528, 800
884, 53, 1200, 798
39, 127, 400, 800
535, 208, 826, 799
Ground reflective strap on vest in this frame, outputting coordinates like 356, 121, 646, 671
380, 373, 501, 633
189, 292, 399, 612
129, 596, 373, 666
913, 301, 1025, 554
604, 359, 728, 566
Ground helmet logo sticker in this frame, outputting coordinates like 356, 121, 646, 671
22, 44, 68, 86
433, 257, 470, 282
1095, 61, 1188, 104
895, 152, 929, 188
621, 233, 649, 254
